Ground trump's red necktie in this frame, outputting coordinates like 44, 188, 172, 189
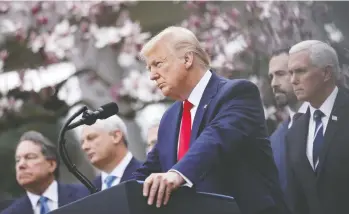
178, 100, 193, 161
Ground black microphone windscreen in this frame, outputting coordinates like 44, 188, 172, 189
99, 102, 119, 119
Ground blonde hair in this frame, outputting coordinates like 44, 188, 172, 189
140, 26, 210, 69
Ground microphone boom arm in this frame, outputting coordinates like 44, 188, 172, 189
58, 106, 99, 194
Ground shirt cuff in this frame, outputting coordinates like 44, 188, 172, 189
169, 169, 193, 188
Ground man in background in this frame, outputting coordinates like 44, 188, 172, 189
146, 123, 159, 154
268, 48, 307, 193
1, 131, 86, 214
286, 40, 349, 214
81, 115, 141, 191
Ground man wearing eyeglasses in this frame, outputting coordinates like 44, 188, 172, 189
1, 131, 86, 214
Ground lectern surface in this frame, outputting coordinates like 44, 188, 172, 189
48, 181, 240, 214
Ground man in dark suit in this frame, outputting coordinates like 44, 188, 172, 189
0, 193, 13, 212
286, 40, 349, 214
133, 26, 290, 214
81, 115, 141, 191
268, 48, 307, 193
1, 131, 86, 214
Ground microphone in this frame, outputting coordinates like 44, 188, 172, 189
67, 102, 119, 130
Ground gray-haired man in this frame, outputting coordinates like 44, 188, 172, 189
286, 40, 349, 214
81, 115, 141, 191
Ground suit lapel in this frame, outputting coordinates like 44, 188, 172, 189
18, 196, 34, 214
190, 72, 220, 143
287, 108, 313, 171
120, 158, 139, 182
93, 176, 102, 191
317, 89, 349, 175
164, 101, 183, 169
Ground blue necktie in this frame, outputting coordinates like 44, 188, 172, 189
39, 196, 50, 214
104, 175, 117, 189
312, 109, 324, 168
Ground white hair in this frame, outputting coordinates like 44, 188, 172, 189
289, 40, 340, 77
92, 115, 128, 143
135, 103, 168, 142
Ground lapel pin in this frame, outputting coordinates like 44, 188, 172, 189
203, 104, 208, 109
332, 115, 338, 121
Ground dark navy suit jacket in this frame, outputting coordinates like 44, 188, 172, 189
270, 119, 290, 193
0, 183, 87, 214
92, 157, 142, 190
0, 197, 12, 212
134, 72, 290, 214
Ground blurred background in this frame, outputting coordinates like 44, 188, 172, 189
0, 1, 349, 198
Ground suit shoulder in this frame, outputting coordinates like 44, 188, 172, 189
130, 158, 142, 167
58, 182, 87, 194
225, 78, 259, 91
159, 101, 181, 121
217, 78, 260, 100
0, 196, 28, 214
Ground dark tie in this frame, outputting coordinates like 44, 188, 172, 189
178, 100, 193, 161
39, 196, 50, 214
312, 109, 325, 168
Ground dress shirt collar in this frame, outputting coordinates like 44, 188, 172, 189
27, 180, 58, 208
187, 70, 212, 107
101, 151, 133, 182
286, 102, 308, 128
309, 86, 338, 119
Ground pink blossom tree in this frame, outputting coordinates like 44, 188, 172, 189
0, 1, 155, 130
180, 1, 347, 126
0, 1, 347, 131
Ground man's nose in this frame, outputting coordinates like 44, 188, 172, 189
81, 141, 89, 151
271, 77, 278, 88
290, 73, 298, 85
149, 70, 159, 81
17, 159, 27, 170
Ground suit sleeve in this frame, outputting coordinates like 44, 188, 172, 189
171, 80, 265, 185
285, 137, 308, 214
132, 144, 162, 181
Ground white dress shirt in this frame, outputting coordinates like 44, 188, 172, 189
306, 86, 338, 169
170, 70, 212, 187
100, 151, 133, 190
27, 180, 58, 214
286, 102, 309, 129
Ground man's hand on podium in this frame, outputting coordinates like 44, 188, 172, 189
143, 171, 185, 208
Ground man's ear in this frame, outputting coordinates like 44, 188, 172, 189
111, 130, 123, 145
323, 66, 333, 82
183, 52, 194, 69
48, 160, 57, 174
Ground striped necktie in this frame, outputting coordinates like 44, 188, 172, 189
104, 175, 117, 189
39, 196, 50, 214
312, 109, 325, 168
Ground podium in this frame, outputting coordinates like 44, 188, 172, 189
49, 180, 240, 214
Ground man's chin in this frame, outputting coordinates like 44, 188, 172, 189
18, 179, 36, 187
275, 98, 288, 107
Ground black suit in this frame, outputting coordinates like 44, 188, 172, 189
285, 88, 349, 214
0, 195, 12, 212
